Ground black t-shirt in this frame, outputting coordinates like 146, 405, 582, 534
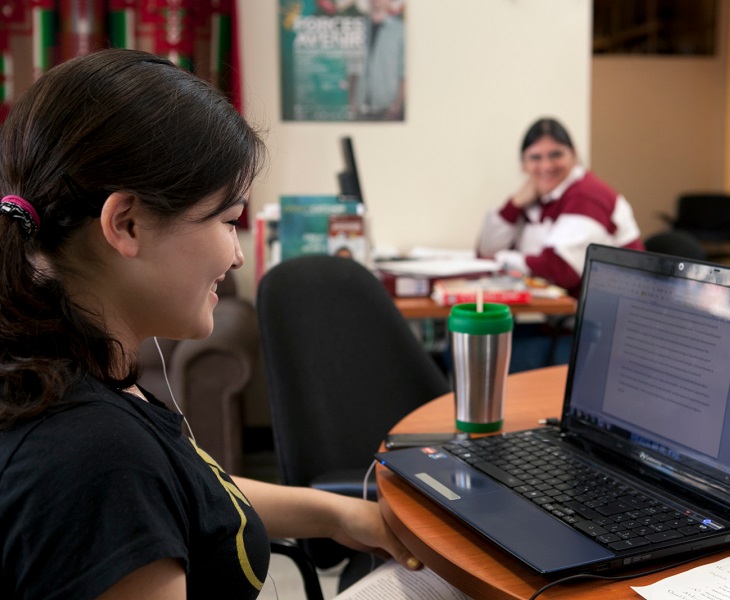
0, 376, 270, 599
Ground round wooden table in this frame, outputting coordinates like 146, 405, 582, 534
376, 365, 730, 599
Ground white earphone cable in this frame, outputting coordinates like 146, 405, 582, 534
153, 336, 197, 444
363, 459, 379, 573
363, 459, 377, 501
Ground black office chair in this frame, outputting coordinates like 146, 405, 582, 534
659, 193, 730, 259
644, 230, 707, 260
256, 255, 451, 591
270, 539, 324, 600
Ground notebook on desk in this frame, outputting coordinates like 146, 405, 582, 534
377, 243, 730, 575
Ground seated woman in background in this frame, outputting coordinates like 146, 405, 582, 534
476, 117, 644, 298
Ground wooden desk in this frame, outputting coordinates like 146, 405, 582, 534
377, 365, 730, 599
394, 295, 577, 320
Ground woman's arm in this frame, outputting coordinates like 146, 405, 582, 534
232, 476, 422, 570
476, 202, 523, 258
97, 559, 186, 600
95, 477, 423, 599
476, 180, 538, 258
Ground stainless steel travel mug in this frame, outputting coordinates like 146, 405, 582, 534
449, 303, 513, 433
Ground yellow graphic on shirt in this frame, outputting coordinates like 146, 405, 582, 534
192, 440, 265, 591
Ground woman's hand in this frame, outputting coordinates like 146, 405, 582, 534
495, 249, 528, 274
511, 178, 539, 208
330, 496, 423, 571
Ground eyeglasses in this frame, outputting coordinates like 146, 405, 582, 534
523, 149, 568, 164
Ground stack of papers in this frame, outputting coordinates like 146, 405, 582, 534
375, 259, 499, 278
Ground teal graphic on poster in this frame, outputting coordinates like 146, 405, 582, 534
279, 0, 406, 122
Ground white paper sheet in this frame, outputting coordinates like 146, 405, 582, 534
375, 259, 499, 277
333, 560, 472, 600
407, 246, 476, 260
632, 556, 730, 599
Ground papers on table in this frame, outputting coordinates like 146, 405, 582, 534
375, 259, 499, 278
407, 246, 477, 260
632, 556, 730, 599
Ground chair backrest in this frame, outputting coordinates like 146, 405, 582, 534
256, 255, 451, 488
644, 230, 707, 260
675, 193, 730, 234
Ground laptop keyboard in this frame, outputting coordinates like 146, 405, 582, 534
442, 431, 724, 552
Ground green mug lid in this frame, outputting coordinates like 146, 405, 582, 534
448, 303, 513, 335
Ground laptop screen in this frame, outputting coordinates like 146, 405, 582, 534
563, 245, 730, 500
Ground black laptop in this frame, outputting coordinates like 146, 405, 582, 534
376, 243, 730, 575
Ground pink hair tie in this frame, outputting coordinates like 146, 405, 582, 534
1, 195, 41, 238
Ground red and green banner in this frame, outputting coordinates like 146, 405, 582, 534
0, 0, 247, 226
0, 0, 240, 116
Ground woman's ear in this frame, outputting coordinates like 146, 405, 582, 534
99, 192, 142, 258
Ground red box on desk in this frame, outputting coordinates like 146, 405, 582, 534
376, 270, 431, 298
431, 278, 532, 306
376, 270, 489, 298
374, 259, 500, 298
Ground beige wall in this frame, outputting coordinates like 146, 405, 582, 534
591, 2, 728, 242
235, 0, 593, 300
591, 54, 728, 241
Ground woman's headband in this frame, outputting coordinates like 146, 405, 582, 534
0, 195, 41, 238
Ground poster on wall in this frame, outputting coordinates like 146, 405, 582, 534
279, 0, 405, 122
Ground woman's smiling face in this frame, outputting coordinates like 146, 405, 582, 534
151, 197, 244, 340
120, 193, 245, 345
521, 135, 577, 196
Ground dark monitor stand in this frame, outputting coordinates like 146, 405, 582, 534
336, 135, 377, 260
337, 136, 364, 204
